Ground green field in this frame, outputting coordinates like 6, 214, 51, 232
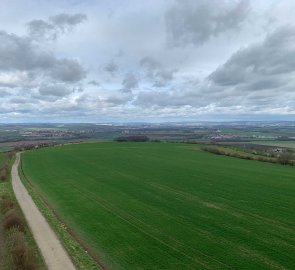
22, 142, 295, 269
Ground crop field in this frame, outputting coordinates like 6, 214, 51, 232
22, 142, 295, 270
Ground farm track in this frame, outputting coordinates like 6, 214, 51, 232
11, 153, 76, 270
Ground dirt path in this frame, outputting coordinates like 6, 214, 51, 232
11, 153, 76, 270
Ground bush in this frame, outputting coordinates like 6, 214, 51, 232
0, 194, 14, 214
11, 243, 37, 270
278, 151, 294, 165
0, 165, 9, 182
201, 146, 224, 155
3, 210, 24, 232
8, 230, 37, 270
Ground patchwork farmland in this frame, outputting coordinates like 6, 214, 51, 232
21, 142, 295, 270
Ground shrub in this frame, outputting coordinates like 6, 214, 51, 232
8, 230, 37, 270
11, 243, 37, 270
278, 151, 294, 165
0, 164, 9, 182
201, 146, 224, 155
0, 165, 9, 182
3, 210, 24, 232
0, 194, 14, 214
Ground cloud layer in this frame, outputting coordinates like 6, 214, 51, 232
0, 1, 294, 122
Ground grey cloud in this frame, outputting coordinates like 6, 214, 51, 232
134, 87, 209, 108
115, 50, 124, 58
0, 31, 54, 71
0, 31, 85, 83
49, 13, 87, 28
140, 57, 161, 75
105, 93, 132, 106
88, 80, 100, 86
9, 97, 34, 104
104, 61, 119, 75
38, 84, 73, 97
209, 25, 295, 91
135, 91, 181, 107
140, 56, 176, 87
0, 89, 11, 96
27, 20, 56, 40
244, 79, 283, 91
153, 69, 177, 87
133, 76, 291, 114
0, 82, 18, 88
27, 13, 87, 40
166, 0, 250, 47
121, 73, 138, 93
50, 59, 86, 82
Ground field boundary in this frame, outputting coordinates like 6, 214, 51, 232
200, 145, 295, 166
18, 153, 106, 270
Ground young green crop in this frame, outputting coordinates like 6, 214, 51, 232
22, 142, 295, 270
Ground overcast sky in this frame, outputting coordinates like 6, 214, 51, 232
0, 0, 295, 122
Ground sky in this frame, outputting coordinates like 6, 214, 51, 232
0, 0, 295, 123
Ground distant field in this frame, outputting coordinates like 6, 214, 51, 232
0, 146, 13, 152
22, 142, 295, 270
221, 128, 269, 136
251, 140, 295, 149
